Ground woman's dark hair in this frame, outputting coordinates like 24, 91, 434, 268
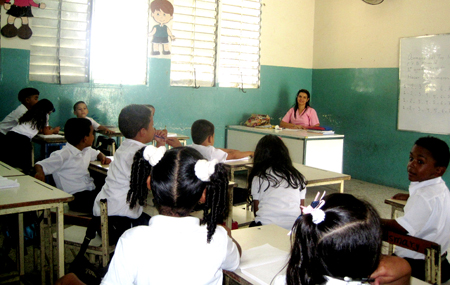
18, 99, 55, 131
128, 147, 229, 243
248, 135, 306, 194
286, 193, 382, 285
293, 89, 311, 119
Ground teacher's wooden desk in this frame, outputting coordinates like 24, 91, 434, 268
0, 175, 73, 281
226, 125, 344, 173
0, 161, 24, 177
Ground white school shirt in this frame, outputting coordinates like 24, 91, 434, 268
86, 116, 100, 131
189, 143, 228, 162
102, 215, 240, 285
251, 169, 306, 230
36, 143, 99, 195
10, 114, 49, 139
395, 177, 450, 259
0, 104, 27, 135
93, 138, 146, 218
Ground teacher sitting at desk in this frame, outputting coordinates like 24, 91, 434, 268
280, 89, 319, 129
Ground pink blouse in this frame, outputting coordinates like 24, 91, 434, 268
281, 107, 319, 127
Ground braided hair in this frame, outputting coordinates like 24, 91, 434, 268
18, 99, 54, 131
286, 193, 382, 285
128, 147, 153, 209
129, 146, 229, 243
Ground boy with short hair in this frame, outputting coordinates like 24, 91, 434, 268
73, 101, 113, 134
93, 104, 181, 244
0, 87, 40, 139
34, 118, 111, 214
190, 119, 253, 162
382, 136, 450, 283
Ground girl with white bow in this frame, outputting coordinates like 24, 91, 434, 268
103, 146, 241, 285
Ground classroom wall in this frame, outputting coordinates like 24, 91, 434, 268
312, 0, 450, 189
0, 0, 314, 150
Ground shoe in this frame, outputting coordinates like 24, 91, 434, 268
17, 24, 32, 39
162, 50, 171, 55
1, 23, 18, 38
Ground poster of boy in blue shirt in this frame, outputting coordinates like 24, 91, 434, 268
149, 0, 175, 56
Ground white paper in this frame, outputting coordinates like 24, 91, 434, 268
167, 133, 177, 137
241, 260, 287, 285
37, 134, 65, 138
225, 156, 251, 163
0, 176, 20, 189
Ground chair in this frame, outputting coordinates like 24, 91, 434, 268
53, 199, 115, 268
383, 230, 441, 285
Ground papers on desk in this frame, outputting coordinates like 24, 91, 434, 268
240, 244, 289, 285
307, 130, 335, 135
225, 156, 251, 163
37, 134, 65, 138
168, 133, 177, 137
0, 176, 20, 189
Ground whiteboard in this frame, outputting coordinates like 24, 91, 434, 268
398, 34, 450, 134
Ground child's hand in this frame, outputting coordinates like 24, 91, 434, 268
392, 193, 409, 200
35, 172, 46, 182
104, 128, 113, 135
101, 156, 112, 165
154, 130, 167, 146
52, 126, 61, 134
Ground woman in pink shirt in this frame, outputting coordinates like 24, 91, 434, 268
280, 89, 320, 129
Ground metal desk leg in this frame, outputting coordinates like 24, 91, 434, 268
18, 213, 25, 276
388, 205, 396, 255
55, 204, 65, 278
339, 181, 344, 193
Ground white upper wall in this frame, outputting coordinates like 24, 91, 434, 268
313, 0, 450, 69
260, 0, 315, 68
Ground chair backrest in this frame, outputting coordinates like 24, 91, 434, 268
383, 231, 441, 285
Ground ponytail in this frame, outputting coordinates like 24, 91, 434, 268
201, 163, 229, 243
128, 147, 152, 209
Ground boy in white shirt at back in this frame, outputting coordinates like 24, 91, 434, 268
73, 101, 113, 134
34, 118, 111, 214
189, 119, 253, 162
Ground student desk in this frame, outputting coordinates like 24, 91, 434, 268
224, 224, 429, 285
0, 175, 73, 281
226, 125, 344, 173
224, 157, 252, 182
99, 128, 190, 146
31, 134, 67, 165
245, 162, 351, 193
0, 161, 24, 177
384, 198, 406, 219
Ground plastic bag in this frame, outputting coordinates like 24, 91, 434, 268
244, 114, 271, 127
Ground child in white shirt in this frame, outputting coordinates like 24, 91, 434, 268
73, 101, 113, 134
189, 119, 253, 162
102, 146, 241, 285
34, 118, 111, 214
248, 135, 306, 230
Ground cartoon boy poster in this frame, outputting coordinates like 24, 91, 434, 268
148, 0, 175, 56
1, 0, 46, 39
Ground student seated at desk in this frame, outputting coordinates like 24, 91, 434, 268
274, 193, 411, 285
0, 87, 40, 143
382, 136, 450, 283
93, 104, 181, 245
248, 135, 306, 230
34, 118, 111, 214
2, 99, 60, 174
189, 119, 253, 162
73, 101, 113, 134
103, 146, 241, 285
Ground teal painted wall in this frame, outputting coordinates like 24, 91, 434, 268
0, 48, 312, 149
312, 68, 450, 190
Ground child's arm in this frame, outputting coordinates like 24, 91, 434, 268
154, 129, 168, 147
166, 137, 182, 148
97, 152, 111, 165
34, 164, 46, 182
381, 219, 408, 235
97, 125, 113, 135
219, 148, 254, 160
280, 121, 304, 129
223, 224, 242, 257
370, 255, 411, 285
253, 200, 259, 216
392, 193, 409, 200
41, 126, 61, 135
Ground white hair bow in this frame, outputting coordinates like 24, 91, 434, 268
143, 145, 166, 166
301, 191, 326, 224
194, 159, 218, 181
